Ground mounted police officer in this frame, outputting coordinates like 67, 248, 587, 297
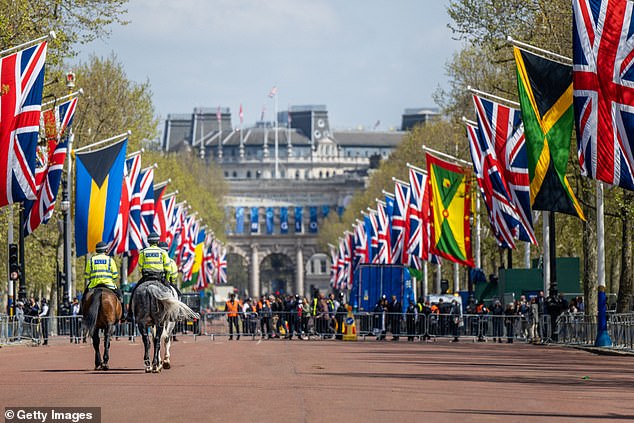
127, 232, 171, 321
158, 241, 181, 298
83, 241, 124, 319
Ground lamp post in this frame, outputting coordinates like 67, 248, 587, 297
60, 183, 71, 302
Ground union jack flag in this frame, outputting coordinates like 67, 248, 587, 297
344, 231, 354, 290
138, 168, 154, 246
353, 219, 368, 267
125, 157, 144, 251
23, 97, 76, 235
573, 0, 634, 190
336, 237, 347, 289
111, 154, 142, 254
167, 202, 184, 249
329, 244, 338, 288
214, 241, 227, 284
376, 200, 391, 264
152, 182, 169, 239
367, 209, 380, 264
390, 181, 409, 264
406, 168, 424, 268
0, 41, 48, 206
155, 195, 175, 243
473, 95, 536, 244
467, 122, 518, 248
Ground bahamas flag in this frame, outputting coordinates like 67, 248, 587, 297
75, 138, 128, 256
513, 47, 584, 219
427, 153, 473, 267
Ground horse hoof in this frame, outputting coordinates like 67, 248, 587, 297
163, 361, 171, 370
94, 365, 101, 371
101, 364, 109, 371
152, 366, 161, 373
145, 366, 152, 373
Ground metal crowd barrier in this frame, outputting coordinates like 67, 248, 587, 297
555, 312, 634, 350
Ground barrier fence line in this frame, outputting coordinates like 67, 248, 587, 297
2, 312, 633, 351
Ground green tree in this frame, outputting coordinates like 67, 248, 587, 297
0, 0, 129, 67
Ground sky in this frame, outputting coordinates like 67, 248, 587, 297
77, 0, 463, 132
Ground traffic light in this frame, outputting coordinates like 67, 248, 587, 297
8, 243, 19, 280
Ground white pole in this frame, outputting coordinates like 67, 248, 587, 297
7, 205, 14, 314
543, 211, 550, 293
65, 133, 74, 302
274, 91, 279, 179
596, 180, 611, 346
218, 109, 223, 160
435, 262, 441, 294
0, 31, 55, 58
597, 182, 605, 289
453, 262, 459, 294
475, 195, 481, 269
74, 130, 131, 153
423, 261, 429, 299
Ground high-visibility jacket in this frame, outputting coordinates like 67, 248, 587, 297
166, 258, 178, 284
84, 253, 118, 290
312, 298, 319, 316
226, 299, 240, 317
138, 245, 170, 275
431, 305, 440, 314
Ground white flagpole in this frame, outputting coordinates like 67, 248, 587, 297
41, 88, 84, 109
543, 212, 550, 294
467, 86, 520, 108
422, 145, 472, 167
0, 31, 55, 58
274, 90, 279, 179
74, 130, 131, 153
596, 181, 612, 346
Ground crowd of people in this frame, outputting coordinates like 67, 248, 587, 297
220, 290, 584, 343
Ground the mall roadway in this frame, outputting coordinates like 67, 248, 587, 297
0, 336, 633, 423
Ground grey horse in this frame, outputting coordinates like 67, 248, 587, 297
131, 280, 199, 373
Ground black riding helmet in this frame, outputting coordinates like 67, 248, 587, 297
158, 241, 169, 250
95, 241, 108, 253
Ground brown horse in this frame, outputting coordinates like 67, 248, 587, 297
81, 287, 123, 370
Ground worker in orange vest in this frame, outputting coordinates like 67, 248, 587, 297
225, 293, 241, 340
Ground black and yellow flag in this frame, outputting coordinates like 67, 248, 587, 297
514, 47, 584, 219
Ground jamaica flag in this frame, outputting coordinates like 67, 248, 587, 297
513, 47, 584, 219
426, 153, 473, 267
74, 138, 128, 256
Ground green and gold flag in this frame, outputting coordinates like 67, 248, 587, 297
513, 47, 584, 219
427, 153, 473, 267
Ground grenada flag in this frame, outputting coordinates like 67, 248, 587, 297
426, 153, 473, 267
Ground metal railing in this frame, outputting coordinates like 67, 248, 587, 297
4, 311, 634, 352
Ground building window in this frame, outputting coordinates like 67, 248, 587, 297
224, 171, 229, 177
232, 171, 237, 177
246, 171, 251, 178
320, 259, 327, 273
326, 171, 330, 178
319, 171, 323, 179
295, 170, 300, 179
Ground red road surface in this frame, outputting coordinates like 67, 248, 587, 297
1, 337, 633, 422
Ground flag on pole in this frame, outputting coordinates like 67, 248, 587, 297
139, 168, 155, 245
214, 241, 227, 284
268, 86, 278, 98
111, 154, 141, 254
235, 206, 245, 234
427, 153, 473, 267
153, 182, 168, 239
250, 207, 259, 233
216, 106, 221, 123
309, 206, 318, 233
472, 94, 537, 244
266, 207, 274, 234
467, 122, 518, 248
75, 138, 128, 256
23, 97, 76, 235
239, 104, 244, 125
0, 40, 48, 206
514, 46, 585, 219
390, 181, 409, 264
280, 206, 288, 234
376, 201, 391, 264
127, 164, 147, 251
329, 244, 338, 288
572, 0, 634, 192
294, 206, 302, 233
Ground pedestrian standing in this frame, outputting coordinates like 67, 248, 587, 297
39, 299, 49, 345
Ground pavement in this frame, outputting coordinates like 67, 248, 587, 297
1, 336, 634, 423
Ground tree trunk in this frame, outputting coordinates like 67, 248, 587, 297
583, 196, 597, 318
617, 196, 633, 313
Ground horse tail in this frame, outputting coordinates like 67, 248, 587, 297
145, 284, 200, 322
82, 289, 102, 337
